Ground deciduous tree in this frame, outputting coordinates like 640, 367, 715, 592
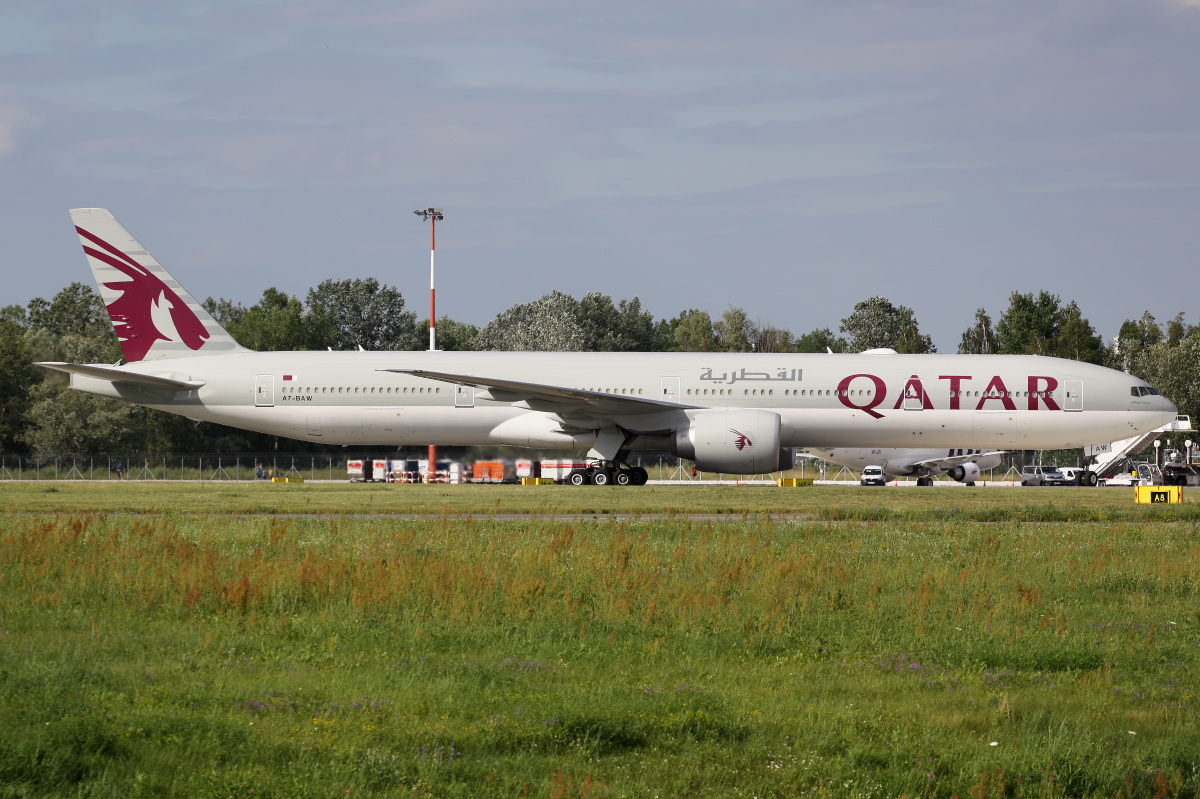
794, 327, 848, 353
996, 290, 1062, 356
751, 324, 795, 353
958, 308, 998, 354
306, 278, 420, 351
474, 291, 586, 351
223, 288, 312, 352
577, 293, 658, 352
428, 316, 479, 351
0, 318, 34, 451
840, 296, 934, 353
1054, 301, 1104, 364
669, 310, 716, 352
714, 306, 752, 353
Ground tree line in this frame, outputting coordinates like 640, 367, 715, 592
1, 280, 1196, 456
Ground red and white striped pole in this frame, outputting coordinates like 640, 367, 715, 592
414, 208, 444, 482
417, 208, 446, 347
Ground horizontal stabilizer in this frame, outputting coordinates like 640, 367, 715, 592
381, 369, 692, 415
36, 362, 205, 391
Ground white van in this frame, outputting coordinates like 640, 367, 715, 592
860, 466, 886, 486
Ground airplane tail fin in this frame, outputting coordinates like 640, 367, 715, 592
69, 208, 247, 362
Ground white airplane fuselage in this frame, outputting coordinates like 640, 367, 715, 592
69, 349, 1175, 452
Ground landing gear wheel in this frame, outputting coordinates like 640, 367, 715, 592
631, 467, 649, 486
592, 469, 612, 486
568, 469, 589, 486
614, 470, 632, 486
917, 477, 933, 487
1084, 471, 1098, 487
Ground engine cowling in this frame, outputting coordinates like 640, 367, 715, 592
672, 409, 783, 473
948, 462, 981, 483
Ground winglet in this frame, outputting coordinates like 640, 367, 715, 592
69, 208, 247, 362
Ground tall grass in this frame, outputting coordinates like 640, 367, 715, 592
2, 512, 1198, 796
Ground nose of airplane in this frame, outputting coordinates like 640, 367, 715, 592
1162, 395, 1179, 425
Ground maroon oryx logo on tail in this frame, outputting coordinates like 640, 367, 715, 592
731, 428, 753, 451
76, 226, 209, 361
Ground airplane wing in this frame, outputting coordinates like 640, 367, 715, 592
905, 450, 1006, 474
380, 369, 694, 415
36, 362, 205, 392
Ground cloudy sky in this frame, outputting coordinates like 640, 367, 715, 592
3, 0, 1198, 350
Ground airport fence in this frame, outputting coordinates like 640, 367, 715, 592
0, 453, 349, 482
0, 452, 810, 483
1, 449, 1070, 484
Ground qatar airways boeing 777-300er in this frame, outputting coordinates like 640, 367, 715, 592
37, 208, 1177, 486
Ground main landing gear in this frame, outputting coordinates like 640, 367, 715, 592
566, 463, 649, 486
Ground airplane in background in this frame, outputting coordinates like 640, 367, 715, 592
36, 209, 1178, 486
802, 447, 1006, 486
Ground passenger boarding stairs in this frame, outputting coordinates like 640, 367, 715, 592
1085, 415, 1194, 477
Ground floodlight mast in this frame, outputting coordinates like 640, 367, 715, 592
413, 208, 443, 352
414, 207, 444, 483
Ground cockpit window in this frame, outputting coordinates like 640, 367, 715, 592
1131, 386, 1160, 397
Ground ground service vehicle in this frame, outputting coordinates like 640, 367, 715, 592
472, 461, 516, 483
1161, 449, 1200, 486
1059, 467, 1092, 486
860, 466, 886, 486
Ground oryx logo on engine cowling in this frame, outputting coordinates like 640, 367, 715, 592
76, 226, 209, 361
731, 428, 753, 450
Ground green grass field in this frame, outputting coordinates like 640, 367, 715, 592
4, 480, 1199, 520
1, 485, 1198, 797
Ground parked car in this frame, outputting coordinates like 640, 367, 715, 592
1059, 467, 1084, 486
1021, 465, 1070, 486
860, 465, 887, 486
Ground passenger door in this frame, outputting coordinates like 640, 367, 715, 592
661, 377, 680, 403
255, 375, 274, 407
1064, 379, 1083, 412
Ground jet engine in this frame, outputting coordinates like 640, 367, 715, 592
948, 462, 981, 484
672, 409, 785, 473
